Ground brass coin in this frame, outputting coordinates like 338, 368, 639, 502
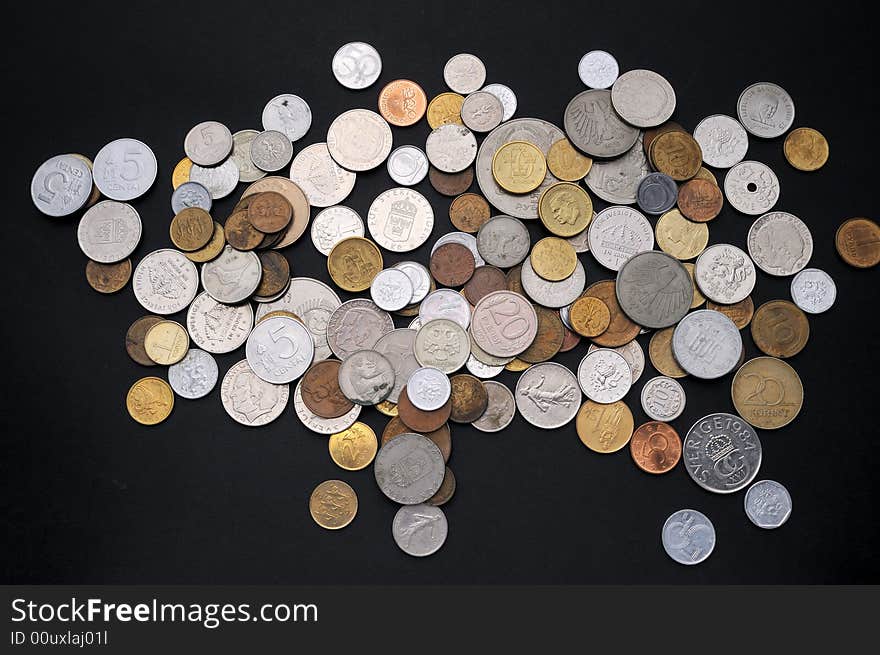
309, 480, 357, 530
492, 141, 547, 194
706, 297, 754, 329
582, 280, 640, 348
426, 92, 465, 129
751, 300, 809, 359
429, 165, 474, 196
398, 385, 452, 433
677, 178, 723, 223
256, 309, 302, 324
381, 417, 451, 462
327, 237, 383, 292
546, 137, 592, 181
693, 167, 718, 186
732, 356, 804, 430
538, 182, 593, 237
328, 422, 378, 471
375, 400, 399, 418
682, 263, 706, 309
463, 265, 507, 305
449, 374, 489, 423
835, 217, 880, 268
247, 191, 292, 233
651, 131, 702, 181
224, 210, 263, 251
85, 258, 131, 294
530, 237, 577, 281
426, 467, 456, 507
301, 360, 353, 419
169, 207, 214, 252
504, 358, 531, 372
505, 265, 524, 295
255, 251, 291, 297
144, 320, 189, 365
569, 296, 611, 338
783, 127, 829, 172
430, 242, 475, 287
125, 315, 163, 366
449, 193, 491, 233
379, 79, 428, 127
648, 327, 687, 378
643, 121, 686, 155
629, 421, 681, 474
171, 157, 193, 189
185, 221, 226, 262
655, 209, 709, 260
126, 376, 174, 426
70, 153, 102, 207
518, 305, 564, 363
576, 400, 634, 454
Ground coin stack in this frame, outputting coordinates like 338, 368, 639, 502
31, 41, 878, 561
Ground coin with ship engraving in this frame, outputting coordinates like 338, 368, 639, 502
662, 509, 715, 565
186, 291, 253, 354
683, 413, 762, 494
515, 362, 581, 429
133, 248, 199, 315
587, 206, 654, 271
374, 433, 445, 504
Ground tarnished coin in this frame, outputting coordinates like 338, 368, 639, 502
310, 206, 363, 255
650, 131, 702, 181
745, 480, 792, 529
190, 158, 240, 200
430, 242, 475, 287
398, 386, 452, 433
387, 145, 429, 186
426, 467, 456, 507
517, 306, 564, 363
221, 359, 289, 427
289, 142, 355, 208
656, 209, 709, 260
564, 89, 639, 158
616, 251, 692, 329
472, 380, 516, 432
77, 200, 142, 263
784, 127, 829, 171
367, 187, 434, 252
732, 356, 803, 429
431, 167, 474, 198
86, 258, 131, 294
426, 92, 465, 129
471, 290, 538, 357
230, 130, 267, 183
530, 237, 577, 282
326, 299, 393, 360
662, 510, 715, 565
515, 362, 581, 429
426, 124, 478, 173
677, 178, 723, 223
375, 433, 445, 504
249, 130, 294, 172
332, 41, 382, 89
737, 82, 795, 139
577, 348, 632, 403
630, 421, 681, 474
223, 210, 260, 251
706, 297, 754, 330
694, 244, 756, 304
327, 109, 392, 171
578, 50, 619, 89
648, 327, 687, 378
585, 134, 650, 205
588, 339, 645, 384
126, 377, 174, 426
672, 310, 742, 379
407, 367, 452, 412
329, 423, 378, 471
254, 251, 291, 299
581, 280, 640, 348
750, 300, 809, 359
186, 292, 252, 354
126, 315, 163, 366
547, 137, 592, 181
371, 268, 415, 312
538, 182, 593, 237
481, 83, 517, 121
293, 380, 361, 434
636, 173, 678, 215
723, 160, 780, 215
144, 320, 189, 365
378, 79, 427, 127
310, 480, 358, 530
393, 504, 448, 557
693, 114, 749, 169
414, 319, 470, 374
184, 121, 233, 166
463, 265, 506, 305
31, 153, 93, 217
491, 140, 547, 194
133, 249, 199, 315
747, 211, 812, 276
327, 236, 383, 292
172, 157, 193, 189
262, 93, 311, 142
171, 180, 212, 215
576, 399, 634, 453
245, 315, 314, 384
168, 348, 218, 399
790, 268, 836, 314
449, 193, 491, 233
476, 215, 530, 268
93, 138, 158, 201
449, 374, 488, 423
444, 53, 486, 94
835, 217, 880, 268
301, 359, 353, 418
640, 376, 686, 422
684, 412, 762, 494
373, 329, 419, 404
201, 246, 262, 304
420, 288, 472, 329
460, 91, 503, 133
611, 69, 676, 128
587, 205, 654, 271
170, 207, 213, 252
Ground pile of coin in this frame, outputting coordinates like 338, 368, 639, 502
31, 41, 879, 562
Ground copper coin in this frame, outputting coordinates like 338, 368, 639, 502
429, 165, 474, 196
224, 210, 264, 251
430, 242, 475, 287
426, 467, 456, 507
582, 280, 640, 347
463, 265, 507, 305
559, 326, 582, 352
643, 121, 686, 155
751, 300, 809, 359
677, 178, 723, 223
706, 297, 754, 329
378, 79, 428, 127
835, 217, 880, 268
125, 315, 163, 366
85, 258, 131, 294
170, 207, 214, 251
505, 265, 525, 294
255, 251, 290, 297
247, 191, 292, 233
381, 417, 452, 463
449, 193, 491, 233
257, 228, 285, 250
449, 374, 489, 423
301, 360, 354, 418
629, 421, 681, 474
397, 385, 453, 433
518, 305, 564, 363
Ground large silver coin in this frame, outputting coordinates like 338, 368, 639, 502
616, 251, 692, 328
168, 348, 218, 399
221, 359, 289, 427
640, 375, 686, 422
585, 133, 649, 205
460, 91, 503, 133
327, 109, 392, 172
367, 187, 434, 252
636, 172, 678, 215
414, 319, 470, 374
472, 380, 516, 432
476, 215, 531, 267
564, 90, 639, 158
790, 268, 836, 314
186, 291, 253, 354
386, 145, 429, 186
77, 200, 142, 263
471, 290, 538, 357
744, 480, 792, 529
432, 231, 485, 266
332, 41, 382, 89
425, 124, 477, 173
184, 121, 232, 166
392, 504, 448, 557
338, 350, 395, 405
133, 248, 199, 315
310, 205, 364, 255
694, 244, 756, 304
189, 158, 240, 200
406, 367, 452, 411
370, 268, 414, 312
672, 310, 742, 379
662, 509, 715, 565
171, 181, 212, 214
481, 83, 517, 121
31, 154, 93, 217
443, 53, 486, 94
245, 315, 314, 384
693, 115, 749, 169
588, 339, 645, 384
289, 142, 355, 207
520, 258, 586, 308
393, 261, 432, 304
93, 138, 158, 201
684, 412, 762, 494
723, 160, 779, 215
419, 289, 471, 329
292, 380, 360, 434
515, 362, 581, 429
747, 211, 812, 276
326, 298, 394, 360
249, 130, 294, 172
737, 82, 795, 139
611, 69, 676, 128
577, 50, 619, 89
577, 348, 631, 403
373, 328, 419, 404
587, 205, 654, 271
374, 433, 445, 504
262, 93, 312, 142
230, 129, 267, 183
201, 246, 261, 304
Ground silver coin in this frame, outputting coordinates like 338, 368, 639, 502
168, 348, 218, 399
425, 124, 477, 173
221, 359, 289, 427
419, 289, 471, 329
189, 158, 240, 200
611, 69, 676, 128
616, 251, 692, 328
694, 244, 756, 304
230, 129, 267, 183
587, 206, 654, 271
392, 504, 448, 556
737, 82, 795, 139
414, 319, 470, 374
201, 246, 261, 304
790, 268, 836, 314
186, 291, 253, 354
292, 380, 361, 434
672, 310, 743, 379
31, 154, 93, 217
744, 480, 792, 529
640, 375, 686, 422
326, 298, 394, 360
564, 89, 639, 158
636, 173, 678, 215
338, 350, 395, 405
171, 181, 212, 214
465, 355, 504, 379
92, 138, 158, 201
432, 231, 485, 266
747, 211, 812, 276
469, 332, 513, 367
310, 206, 364, 256
577, 348, 632, 403
471, 290, 538, 357
723, 160, 780, 215
567, 216, 594, 253
373, 328, 419, 404
387, 145, 429, 186
262, 94, 312, 142
375, 433, 445, 504
559, 304, 574, 330
577, 50, 619, 89
76, 200, 141, 263
480, 83, 517, 121
588, 339, 645, 385
515, 362, 581, 429
184, 121, 233, 166
443, 53, 486, 94
460, 91, 503, 133
472, 380, 515, 431
132, 248, 199, 315
476, 215, 530, 268
370, 268, 414, 311
327, 109, 393, 172
684, 412, 762, 493
393, 261, 432, 304
585, 133, 650, 205
289, 142, 355, 208
367, 187, 434, 252
245, 315, 314, 384
520, 258, 586, 308
693, 115, 749, 169
662, 509, 715, 565
249, 130, 294, 172
332, 41, 382, 89
408, 317, 422, 330
406, 367, 452, 411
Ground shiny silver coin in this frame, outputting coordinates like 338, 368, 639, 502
425, 124, 478, 173
472, 380, 515, 431
747, 211, 812, 277
338, 350, 395, 405
249, 129, 294, 172
611, 69, 676, 128
414, 319, 470, 374
31, 154, 93, 217
672, 310, 742, 379
694, 244, 756, 304
230, 129, 267, 183
577, 348, 632, 403
375, 433, 445, 504
684, 413, 762, 494
132, 248, 198, 315
636, 173, 678, 215
460, 91, 504, 133
577, 50, 619, 89
245, 315, 314, 384
326, 298, 394, 360
480, 83, 517, 121
93, 138, 158, 201
432, 231, 485, 266
373, 328, 419, 404
790, 268, 836, 314
393, 261, 432, 304
520, 258, 586, 308
332, 41, 382, 89
189, 158, 240, 200
443, 53, 486, 94
471, 290, 538, 357
723, 160, 780, 215
616, 251, 692, 328
289, 142, 355, 208
168, 348, 218, 399
387, 145, 429, 186
515, 362, 581, 429
292, 380, 360, 434
406, 366, 452, 411
564, 89, 639, 158
737, 82, 795, 139
310, 206, 364, 256
419, 289, 471, 329
77, 200, 141, 263
327, 109, 392, 172
559, 303, 574, 330
587, 205, 654, 271
465, 355, 504, 379
587, 339, 645, 384
370, 268, 414, 312
367, 187, 434, 252
186, 291, 253, 354
476, 215, 530, 268
184, 121, 233, 166
640, 375, 686, 422
201, 245, 262, 304
585, 134, 650, 205
392, 504, 448, 557
171, 181, 212, 214
262, 93, 312, 142
662, 509, 715, 565
744, 480, 792, 529
693, 115, 749, 169
221, 359, 289, 427
408, 317, 422, 330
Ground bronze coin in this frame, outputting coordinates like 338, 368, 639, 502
751, 300, 809, 359
449, 193, 491, 233
430, 242, 475, 287
247, 191, 292, 233
648, 327, 687, 379
125, 315, 163, 366
449, 374, 489, 423
185, 221, 226, 263
582, 280, 641, 347
170, 207, 214, 251
426, 467, 456, 507
629, 421, 681, 475
506, 265, 525, 295
518, 305, 564, 363
397, 385, 453, 433
429, 165, 474, 196
643, 121, 686, 155
463, 265, 507, 305
224, 210, 264, 251
255, 251, 290, 297
301, 360, 354, 418
257, 228, 285, 250
85, 258, 131, 294
835, 217, 880, 268
558, 326, 582, 352
381, 417, 451, 463
677, 178, 723, 223
706, 297, 754, 329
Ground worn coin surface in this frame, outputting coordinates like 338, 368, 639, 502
469, 381, 514, 432
694, 244, 756, 304
683, 412, 762, 494
230, 130, 266, 183
617, 251, 692, 328
656, 209, 709, 260
577, 349, 632, 403
463, 265, 506, 305
662, 509, 715, 565
262, 93, 311, 142
419, 288, 471, 329
144, 320, 189, 365
301, 359, 353, 418
444, 53, 486, 94
133, 249, 199, 315
449, 193, 491, 233
392, 504, 448, 557
578, 50, 619, 89
481, 83, 518, 121
329, 423, 378, 471
310, 480, 358, 530
640, 375, 686, 422
611, 69, 676, 128
693, 114, 749, 168
378, 79, 427, 127
430, 242, 475, 287
77, 200, 142, 263
585, 135, 650, 205
750, 300, 809, 359
170, 207, 213, 252
293, 381, 361, 434
673, 310, 742, 379
414, 319, 470, 374
338, 349, 395, 406
706, 297, 754, 330
745, 480, 792, 529
373, 329, 419, 404
576, 399, 634, 453
835, 218, 880, 268
587, 206, 654, 271
476, 215, 530, 267
184, 121, 233, 166
648, 327, 687, 378
168, 348, 218, 399
426, 92, 465, 129
367, 187, 434, 252
93, 138, 158, 201
677, 178, 724, 223
564, 89, 639, 158
547, 137, 592, 181
426, 124, 478, 173
569, 296, 610, 338
784, 127, 829, 171
245, 315, 314, 384
517, 306, 564, 363
221, 359, 289, 427
630, 421, 681, 474
375, 433, 445, 504
332, 41, 382, 89
327, 109, 392, 171
31, 153, 93, 216
790, 268, 836, 314
126, 377, 174, 426
723, 160, 780, 215
86, 259, 131, 294
732, 356, 803, 429
737, 82, 795, 138
460, 91, 503, 133
254, 251, 290, 299
249, 130, 294, 172
201, 246, 261, 304
433, 231, 485, 267
171, 180, 212, 215
515, 362, 581, 429
650, 131, 702, 181
327, 236, 383, 291
636, 173, 678, 215
387, 145, 429, 186
326, 298, 393, 360
582, 280, 641, 348
448, 374, 489, 423
747, 211, 812, 276
520, 258, 586, 309
186, 291, 252, 354
289, 142, 355, 208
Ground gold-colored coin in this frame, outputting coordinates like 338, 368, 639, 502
546, 137, 592, 181
504, 358, 531, 372
257, 310, 302, 324
569, 296, 611, 337
783, 127, 829, 172
655, 209, 708, 260
185, 221, 226, 263
492, 141, 547, 194
530, 237, 577, 281
170, 207, 214, 252
328, 422, 378, 471
732, 356, 803, 430
85, 258, 131, 294
309, 480, 357, 530
426, 92, 465, 129
327, 236, 383, 292
750, 300, 809, 359
682, 263, 705, 309
126, 377, 174, 426
375, 400, 399, 417
144, 320, 189, 365
835, 217, 880, 268
171, 157, 193, 189
706, 297, 754, 329
576, 400, 634, 454
694, 166, 717, 186
651, 131, 702, 181
538, 182, 593, 237
649, 327, 687, 378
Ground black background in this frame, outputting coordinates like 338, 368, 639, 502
3, 0, 877, 584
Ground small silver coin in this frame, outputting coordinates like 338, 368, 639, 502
230, 129, 267, 183
31, 154, 93, 217
460, 91, 504, 133
577, 348, 632, 403
640, 375, 686, 422
559, 304, 574, 330
587, 205, 654, 271
201, 245, 262, 304
293, 380, 361, 434
433, 231, 485, 267
332, 41, 382, 89
425, 124, 478, 173
515, 362, 581, 429
744, 480, 792, 529
476, 215, 531, 268
419, 289, 472, 329
747, 211, 813, 277
480, 83, 517, 121
327, 109, 393, 172
310, 206, 364, 256
221, 359, 289, 427
443, 53, 486, 94
171, 181, 212, 214
616, 251, 692, 328
465, 355, 504, 379
672, 310, 742, 379
245, 315, 314, 384
189, 158, 240, 200
408, 317, 422, 330
694, 244, 756, 304
611, 69, 676, 128
636, 173, 678, 215
737, 82, 795, 139
186, 291, 253, 354
406, 367, 452, 411
77, 200, 142, 263
577, 50, 619, 89
373, 328, 419, 404
684, 413, 762, 494
367, 187, 434, 252
723, 160, 780, 215
93, 138, 158, 201
184, 121, 233, 166
375, 433, 445, 504
693, 115, 749, 169
585, 134, 650, 205
790, 268, 836, 314
168, 348, 218, 399
587, 339, 645, 384
414, 319, 470, 374
392, 504, 448, 557
249, 130, 294, 172
520, 258, 586, 308
132, 248, 199, 315
662, 509, 715, 565
338, 350, 395, 405
370, 268, 414, 312
471, 290, 538, 357
564, 89, 639, 158
262, 94, 312, 142
472, 380, 515, 432
567, 218, 594, 253
393, 261, 432, 304
326, 298, 394, 360
289, 142, 356, 207
387, 145, 429, 186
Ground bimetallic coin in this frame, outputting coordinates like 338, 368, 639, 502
750, 300, 809, 359
289, 142, 355, 208
747, 211, 812, 276
672, 310, 742, 379
332, 41, 382, 89
201, 246, 261, 304
230, 129, 266, 183
588, 340, 645, 384
790, 268, 836, 314
144, 320, 189, 365
835, 218, 880, 268
662, 510, 715, 565
472, 380, 515, 432
133, 249, 199, 315
520, 258, 586, 309
694, 244, 756, 304
585, 134, 650, 205
461, 91, 503, 133
693, 115, 749, 169
189, 158, 240, 200
476, 215, 531, 268
168, 348, 218, 399
184, 121, 233, 166
745, 480, 792, 529
641, 376, 686, 422
444, 53, 486, 94
426, 124, 478, 173
732, 356, 803, 429
737, 82, 795, 139
171, 181, 212, 215
93, 138, 158, 201
611, 69, 676, 128
656, 209, 709, 260
245, 315, 314, 384
31, 154, 93, 216
371, 268, 414, 312
375, 433, 445, 504
86, 259, 131, 294
293, 381, 361, 434
481, 83, 517, 121
262, 93, 311, 142
126, 377, 174, 426
186, 292, 253, 354
393, 504, 448, 556
637, 173, 678, 215
578, 50, 619, 89
414, 319, 470, 374
249, 129, 294, 172
221, 359, 289, 427
326, 108, 392, 172
564, 89, 639, 158
310, 480, 358, 529
310, 206, 364, 256
723, 160, 780, 215
515, 362, 581, 429
338, 350, 395, 406
587, 206, 654, 271
576, 399, 634, 453
77, 200, 142, 263
329, 423, 378, 471
407, 367, 452, 411
683, 413, 762, 494
784, 127, 829, 171
367, 187, 434, 252
577, 348, 632, 403
387, 145, 429, 186
630, 421, 681, 474
616, 251, 692, 329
